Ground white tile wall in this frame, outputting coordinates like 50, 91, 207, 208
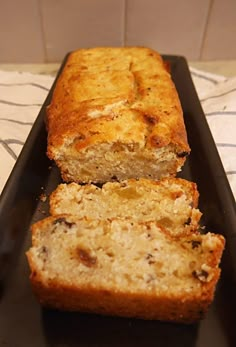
0, 0, 236, 62
125, 0, 210, 60
40, 0, 125, 62
201, 0, 236, 60
0, 0, 45, 62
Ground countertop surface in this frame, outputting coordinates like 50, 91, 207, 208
1, 60, 236, 77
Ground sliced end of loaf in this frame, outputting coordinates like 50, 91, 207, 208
26, 215, 225, 323
49, 142, 187, 184
49, 178, 202, 236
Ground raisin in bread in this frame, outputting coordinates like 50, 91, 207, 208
26, 215, 225, 323
46, 47, 190, 184
50, 178, 202, 236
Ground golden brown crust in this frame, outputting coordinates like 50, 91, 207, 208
46, 47, 190, 183
27, 272, 217, 323
47, 47, 189, 151
26, 215, 225, 323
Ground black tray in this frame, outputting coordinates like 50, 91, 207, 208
0, 55, 236, 347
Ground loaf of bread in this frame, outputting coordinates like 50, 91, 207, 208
49, 178, 202, 236
47, 47, 190, 183
26, 215, 225, 323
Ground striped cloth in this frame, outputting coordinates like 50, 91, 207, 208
0, 68, 235, 200
190, 67, 236, 199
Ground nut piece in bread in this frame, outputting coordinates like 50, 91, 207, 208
49, 177, 202, 236
26, 215, 225, 323
47, 47, 190, 183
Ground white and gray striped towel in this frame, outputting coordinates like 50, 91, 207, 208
0, 68, 235, 200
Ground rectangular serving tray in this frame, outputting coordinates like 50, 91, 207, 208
0, 54, 236, 347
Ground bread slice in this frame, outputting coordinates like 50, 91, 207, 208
46, 47, 190, 183
49, 178, 202, 236
26, 215, 225, 323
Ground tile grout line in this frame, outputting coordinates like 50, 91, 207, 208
199, 0, 214, 60
123, 0, 127, 46
37, 0, 48, 63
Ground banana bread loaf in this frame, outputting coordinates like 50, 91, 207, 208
47, 47, 190, 183
49, 178, 202, 236
26, 215, 225, 323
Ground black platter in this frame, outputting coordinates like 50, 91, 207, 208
0, 55, 236, 347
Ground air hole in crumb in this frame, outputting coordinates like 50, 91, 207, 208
191, 240, 202, 249
52, 217, 75, 228
146, 253, 153, 260
148, 260, 155, 265
184, 217, 192, 226
39, 246, 48, 255
192, 269, 209, 282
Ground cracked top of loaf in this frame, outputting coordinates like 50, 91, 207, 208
46, 47, 190, 183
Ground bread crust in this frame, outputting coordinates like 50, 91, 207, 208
46, 47, 190, 183
26, 270, 218, 323
26, 215, 225, 323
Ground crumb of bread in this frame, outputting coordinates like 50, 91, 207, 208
49, 178, 202, 236
26, 215, 225, 323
